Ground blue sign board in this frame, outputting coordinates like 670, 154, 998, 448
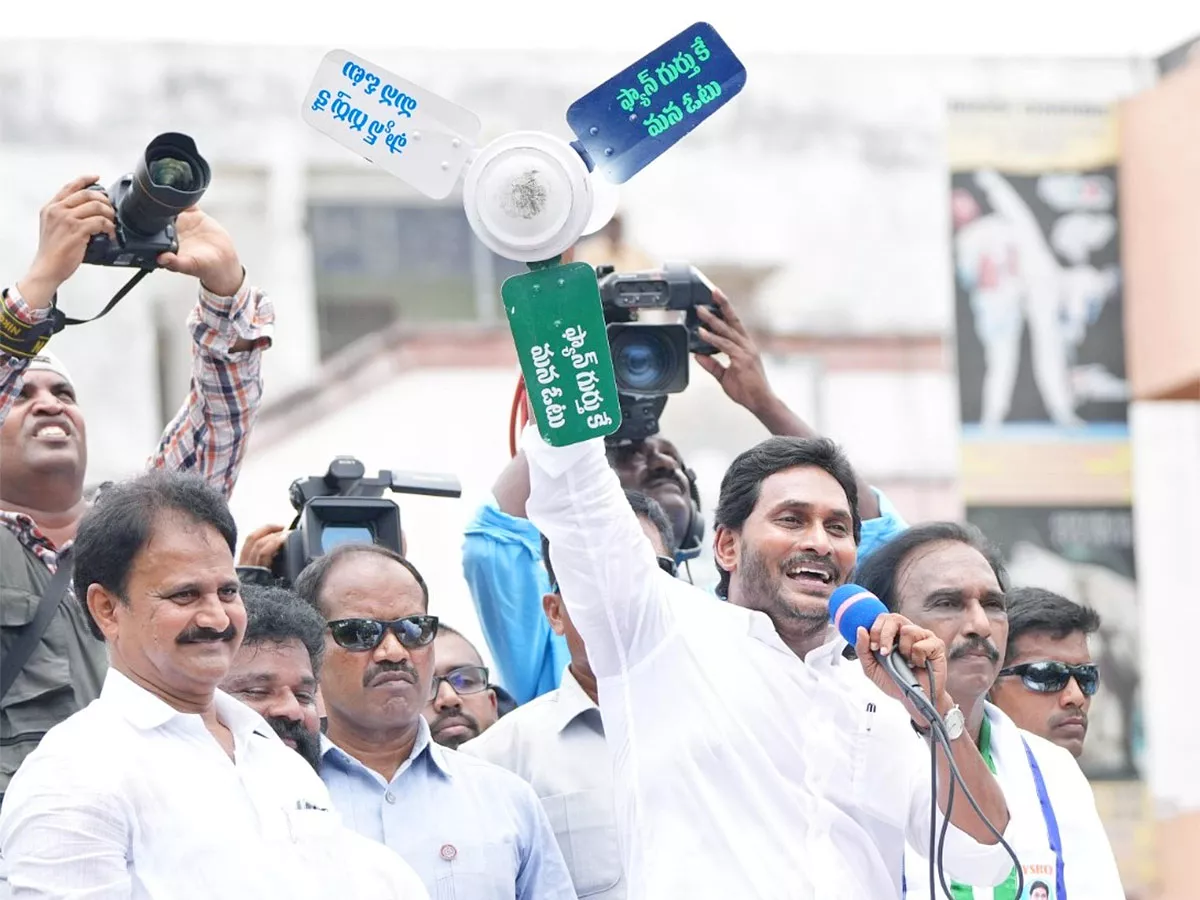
566, 22, 747, 184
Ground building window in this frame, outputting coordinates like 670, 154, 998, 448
308, 203, 527, 359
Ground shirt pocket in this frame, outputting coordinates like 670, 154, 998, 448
434, 838, 518, 900
542, 789, 622, 897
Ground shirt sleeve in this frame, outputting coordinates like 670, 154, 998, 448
522, 425, 677, 680
858, 487, 909, 562
513, 779, 578, 900
461, 499, 568, 705
0, 770, 133, 898
0, 286, 46, 427
146, 277, 273, 498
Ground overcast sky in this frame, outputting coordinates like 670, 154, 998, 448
10, 0, 1200, 58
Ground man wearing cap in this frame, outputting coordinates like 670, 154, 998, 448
0, 174, 273, 804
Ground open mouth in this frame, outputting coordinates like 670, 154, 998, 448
32, 423, 71, 442
784, 563, 835, 588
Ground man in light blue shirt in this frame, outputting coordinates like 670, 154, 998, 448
294, 543, 575, 900
463, 288, 909, 705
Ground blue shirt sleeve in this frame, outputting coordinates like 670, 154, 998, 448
858, 487, 909, 561
461, 499, 570, 705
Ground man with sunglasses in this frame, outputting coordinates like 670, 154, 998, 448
462, 489, 678, 900
292, 543, 575, 900
989, 587, 1102, 760
856, 523, 1123, 899
424, 624, 498, 750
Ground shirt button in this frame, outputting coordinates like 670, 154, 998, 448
384, 791, 396, 804
440, 843, 457, 861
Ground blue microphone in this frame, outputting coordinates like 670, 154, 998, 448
828, 584, 925, 698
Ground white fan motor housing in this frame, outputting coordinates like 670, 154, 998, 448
463, 131, 595, 263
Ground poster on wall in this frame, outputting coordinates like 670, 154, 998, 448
947, 99, 1132, 506
969, 505, 1140, 780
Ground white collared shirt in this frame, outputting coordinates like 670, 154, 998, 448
0, 668, 428, 899
523, 427, 1017, 900
902, 703, 1125, 899
460, 666, 623, 899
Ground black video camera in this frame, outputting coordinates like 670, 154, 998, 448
597, 262, 719, 444
268, 457, 462, 587
84, 133, 211, 270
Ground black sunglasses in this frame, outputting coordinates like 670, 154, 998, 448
431, 665, 490, 699
327, 615, 439, 652
551, 556, 676, 593
998, 661, 1100, 696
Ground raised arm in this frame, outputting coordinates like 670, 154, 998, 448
693, 288, 881, 520
523, 426, 677, 679
145, 208, 273, 497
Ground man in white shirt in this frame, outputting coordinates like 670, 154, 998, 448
0, 471, 428, 899
461, 488, 679, 900
855, 522, 1124, 898
988, 587, 1101, 760
525, 427, 1017, 899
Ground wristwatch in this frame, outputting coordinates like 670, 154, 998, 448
911, 704, 966, 742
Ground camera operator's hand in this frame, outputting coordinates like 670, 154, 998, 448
693, 288, 777, 417
17, 175, 117, 309
157, 208, 244, 297
239, 524, 288, 569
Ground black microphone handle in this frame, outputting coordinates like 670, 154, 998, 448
877, 647, 926, 698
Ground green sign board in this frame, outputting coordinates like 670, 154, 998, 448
502, 262, 623, 446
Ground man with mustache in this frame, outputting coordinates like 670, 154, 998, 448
0, 175, 274, 801
221, 584, 327, 771
856, 522, 1123, 898
525, 428, 1015, 897
0, 472, 428, 899
464, 286, 908, 705
424, 624, 498, 750
294, 543, 574, 900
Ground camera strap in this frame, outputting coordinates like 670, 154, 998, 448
0, 270, 151, 358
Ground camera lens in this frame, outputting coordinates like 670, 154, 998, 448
119, 133, 211, 237
610, 326, 684, 394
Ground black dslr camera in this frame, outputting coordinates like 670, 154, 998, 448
597, 262, 720, 444
84, 133, 211, 269
266, 457, 462, 587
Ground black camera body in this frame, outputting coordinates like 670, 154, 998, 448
83, 133, 211, 270
597, 262, 719, 443
267, 457, 462, 587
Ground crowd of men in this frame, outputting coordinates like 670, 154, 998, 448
0, 176, 1129, 898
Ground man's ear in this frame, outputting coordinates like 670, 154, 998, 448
542, 593, 566, 636
87, 583, 123, 642
486, 688, 498, 716
713, 524, 740, 577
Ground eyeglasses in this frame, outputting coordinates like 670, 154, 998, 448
551, 555, 676, 593
430, 665, 490, 698
997, 661, 1100, 696
327, 615, 439, 652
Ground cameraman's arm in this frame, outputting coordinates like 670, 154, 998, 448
1, 176, 116, 424
694, 290, 882, 521
146, 209, 273, 497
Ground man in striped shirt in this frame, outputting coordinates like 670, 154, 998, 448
0, 173, 274, 801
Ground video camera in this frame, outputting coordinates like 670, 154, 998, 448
84, 132, 211, 270
597, 262, 719, 444
268, 457, 462, 587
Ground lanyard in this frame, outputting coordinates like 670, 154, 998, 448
901, 722, 1067, 899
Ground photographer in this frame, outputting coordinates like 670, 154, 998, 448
0, 174, 273, 801
462, 285, 908, 704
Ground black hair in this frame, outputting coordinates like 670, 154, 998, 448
1003, 586, 1101, 663
713, 436, 862, 600
239, 584, 327, 676
853, 521, 1009, 612
292, 543, 429, 618
542, 489, 677, 591
1029, 882, 1050, 896
74, 470, 237, 639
